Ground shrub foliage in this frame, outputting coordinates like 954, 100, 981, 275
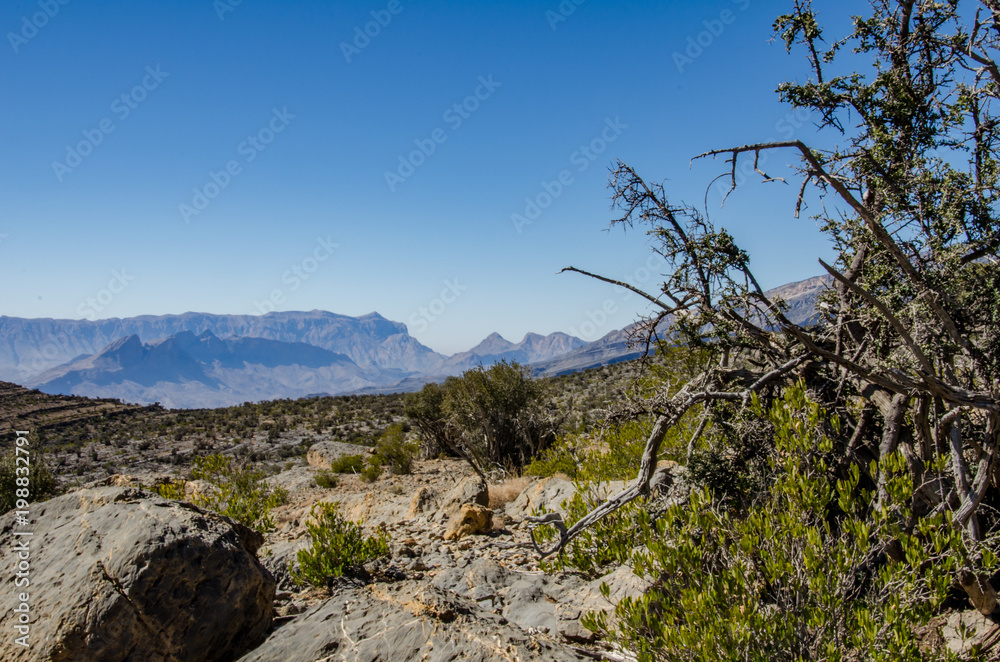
290, 502, 390, 587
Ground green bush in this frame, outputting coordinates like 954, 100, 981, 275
153, 454, 288, 534
0, 450, 59, 514
525, 441, 578, 479
290, 502, 390, 587
374, 424, 417, 475
329, 454, 366, 474
587, 384, 987, 661
313, 470, 338, 488
403, 383, 454, 458
360, 456, 382, 483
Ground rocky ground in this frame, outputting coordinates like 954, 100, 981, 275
258, 448, 643, 659
0, 442, 649, 661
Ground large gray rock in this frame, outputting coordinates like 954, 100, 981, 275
306, 440, 369, 469
238, 580, 589, 662
0, 487, 274, 662
433, 558, 649, 645
505, 477, 576, 518
266, 465, 320, 493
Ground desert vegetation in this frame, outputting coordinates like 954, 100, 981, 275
4, 3, 1000, 659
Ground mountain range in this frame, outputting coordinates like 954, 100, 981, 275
2, 275, 830, 408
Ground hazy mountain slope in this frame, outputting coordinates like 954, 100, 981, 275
30, 331, 389, 409
435, 332, 586, 374
0, 310, 444, 381
534, 274, 831, 375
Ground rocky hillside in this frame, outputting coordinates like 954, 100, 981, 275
0, 380, 154, 440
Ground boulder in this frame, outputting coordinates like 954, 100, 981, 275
238, 580, 589, 662
306, 440, 368, 469
443, 504, 493, 541
266, 465, 320, 494
505, 476, 576, 518
0, 486, 274, 662
406, 485, 437, 517
433, 557, 512, 608
439, 474, 489, 520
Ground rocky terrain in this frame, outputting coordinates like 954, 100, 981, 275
0, 448, 656, 661
2, 349, 999, 660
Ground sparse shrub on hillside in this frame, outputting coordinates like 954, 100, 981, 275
403, 383, 455, 458
153, 454, 287, 534
329, 454, 366, 474
373, 423, 417, 475
313, 470, 338, 488
405, 360, 561, 478
0, 450, 59, 514
290, 502, 390, 587
525, 441, 579, 479
444, 360, 557, 475
360, 457, 382, 483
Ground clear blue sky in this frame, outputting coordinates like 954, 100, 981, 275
1, 0, 859, 354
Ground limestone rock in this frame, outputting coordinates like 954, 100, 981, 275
306, 440, 368, 469
406, 485, 438, 517
439, 474, 489, 520
266, 465, 320, 494
505, 476, 576, 518
938, 609, 1000, 656
238, 580, 589, 662
0, 486, 274, 662
443, 504, 493, 541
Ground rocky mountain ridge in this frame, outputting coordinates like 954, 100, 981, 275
3, 275, 831, 408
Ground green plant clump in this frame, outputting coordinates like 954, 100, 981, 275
0, 450, 59, 514
360, 456, 383, 483
313, 470, 338, 488
154, 453, 288, 534
329, 453, 366, 474
290, 501, 390, 587
374, 423, 418, 475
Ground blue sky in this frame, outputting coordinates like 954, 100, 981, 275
1, 0, 859, 354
